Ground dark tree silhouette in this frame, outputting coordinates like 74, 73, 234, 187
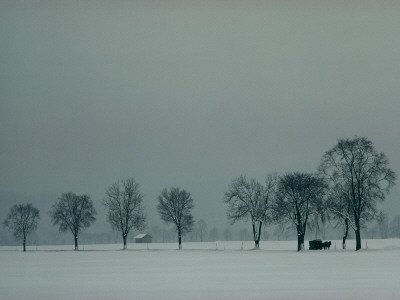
49, 192, 96, 250
224, 174, 277, 249
157, 187, 194, 250
274, 172, 326, 251
319, 136, 396, 250
324, 184, 352, 249
103, 177, 146, 249
3, 203, 40, 252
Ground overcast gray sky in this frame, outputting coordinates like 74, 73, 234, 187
1, 0, 399, 230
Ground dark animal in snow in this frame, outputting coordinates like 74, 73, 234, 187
322, 241, 331, 250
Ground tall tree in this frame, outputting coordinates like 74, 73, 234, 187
103, 177, 146, 249
324, 184, 352, 249
49, 192, 96, 250
157, 187, 194, 250
3, 203, 40, 252
319, 136, 396, 250
274, 172, 326, 251
224, 174, 277, 249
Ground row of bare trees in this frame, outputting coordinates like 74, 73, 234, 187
224, 136, 396, 251
3, 193, 98, 251
3, 178, 194, 251
320, 136, 396, 250
224, 173, 325, 251
3, 136, 396, 252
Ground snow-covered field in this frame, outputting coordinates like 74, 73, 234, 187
1, 239, 400, 300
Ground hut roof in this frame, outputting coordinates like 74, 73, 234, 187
134, 233, 152, 239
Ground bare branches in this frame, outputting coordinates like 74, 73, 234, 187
224, 174, 277, 248
319, 136, 396, 250
49, 192, 96, 250
274, 172, 326, 251
157, 187, 194, 249
103, 177, 146, 249
224, 175, 276, 225
3, 203, 40, 251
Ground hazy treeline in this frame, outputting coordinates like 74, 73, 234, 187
1, 136, 397, 251
2, 216, 400, 247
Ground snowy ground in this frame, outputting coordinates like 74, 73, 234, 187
1, 239, 400, 300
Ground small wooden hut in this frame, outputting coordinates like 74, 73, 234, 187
134, 233, 152, 243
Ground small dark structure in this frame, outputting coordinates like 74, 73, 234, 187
134, 233, 152, 243
309, 239, 332, 250
309, 239, 323, 250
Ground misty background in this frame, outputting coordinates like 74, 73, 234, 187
1, 0, 399, 245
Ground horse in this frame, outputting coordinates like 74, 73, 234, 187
322, 241, 331, 250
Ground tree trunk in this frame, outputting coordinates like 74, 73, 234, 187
178, 227, 182, 250
297, 233, 305, 251
252, 222, 262, 249
342, 219, 349, 250
23, 238, 26, 252
257, 222, 262, 249
123, 235, 127, 250
74, 236, 78, 251
252, 223, 257, 248
355, 226, 361, 251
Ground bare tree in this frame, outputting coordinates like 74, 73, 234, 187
197, 219, 208, 242
224, 174, 277, 249
319, 136, 396, 250
324, 184, 352, 249
157, 187, 194, 250
3, 203, 40, 252
274, 172, 326, 251
49, 192, 96, 250
103, 177, 146, 249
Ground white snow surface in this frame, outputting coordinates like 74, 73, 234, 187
1, 239, 400, 300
